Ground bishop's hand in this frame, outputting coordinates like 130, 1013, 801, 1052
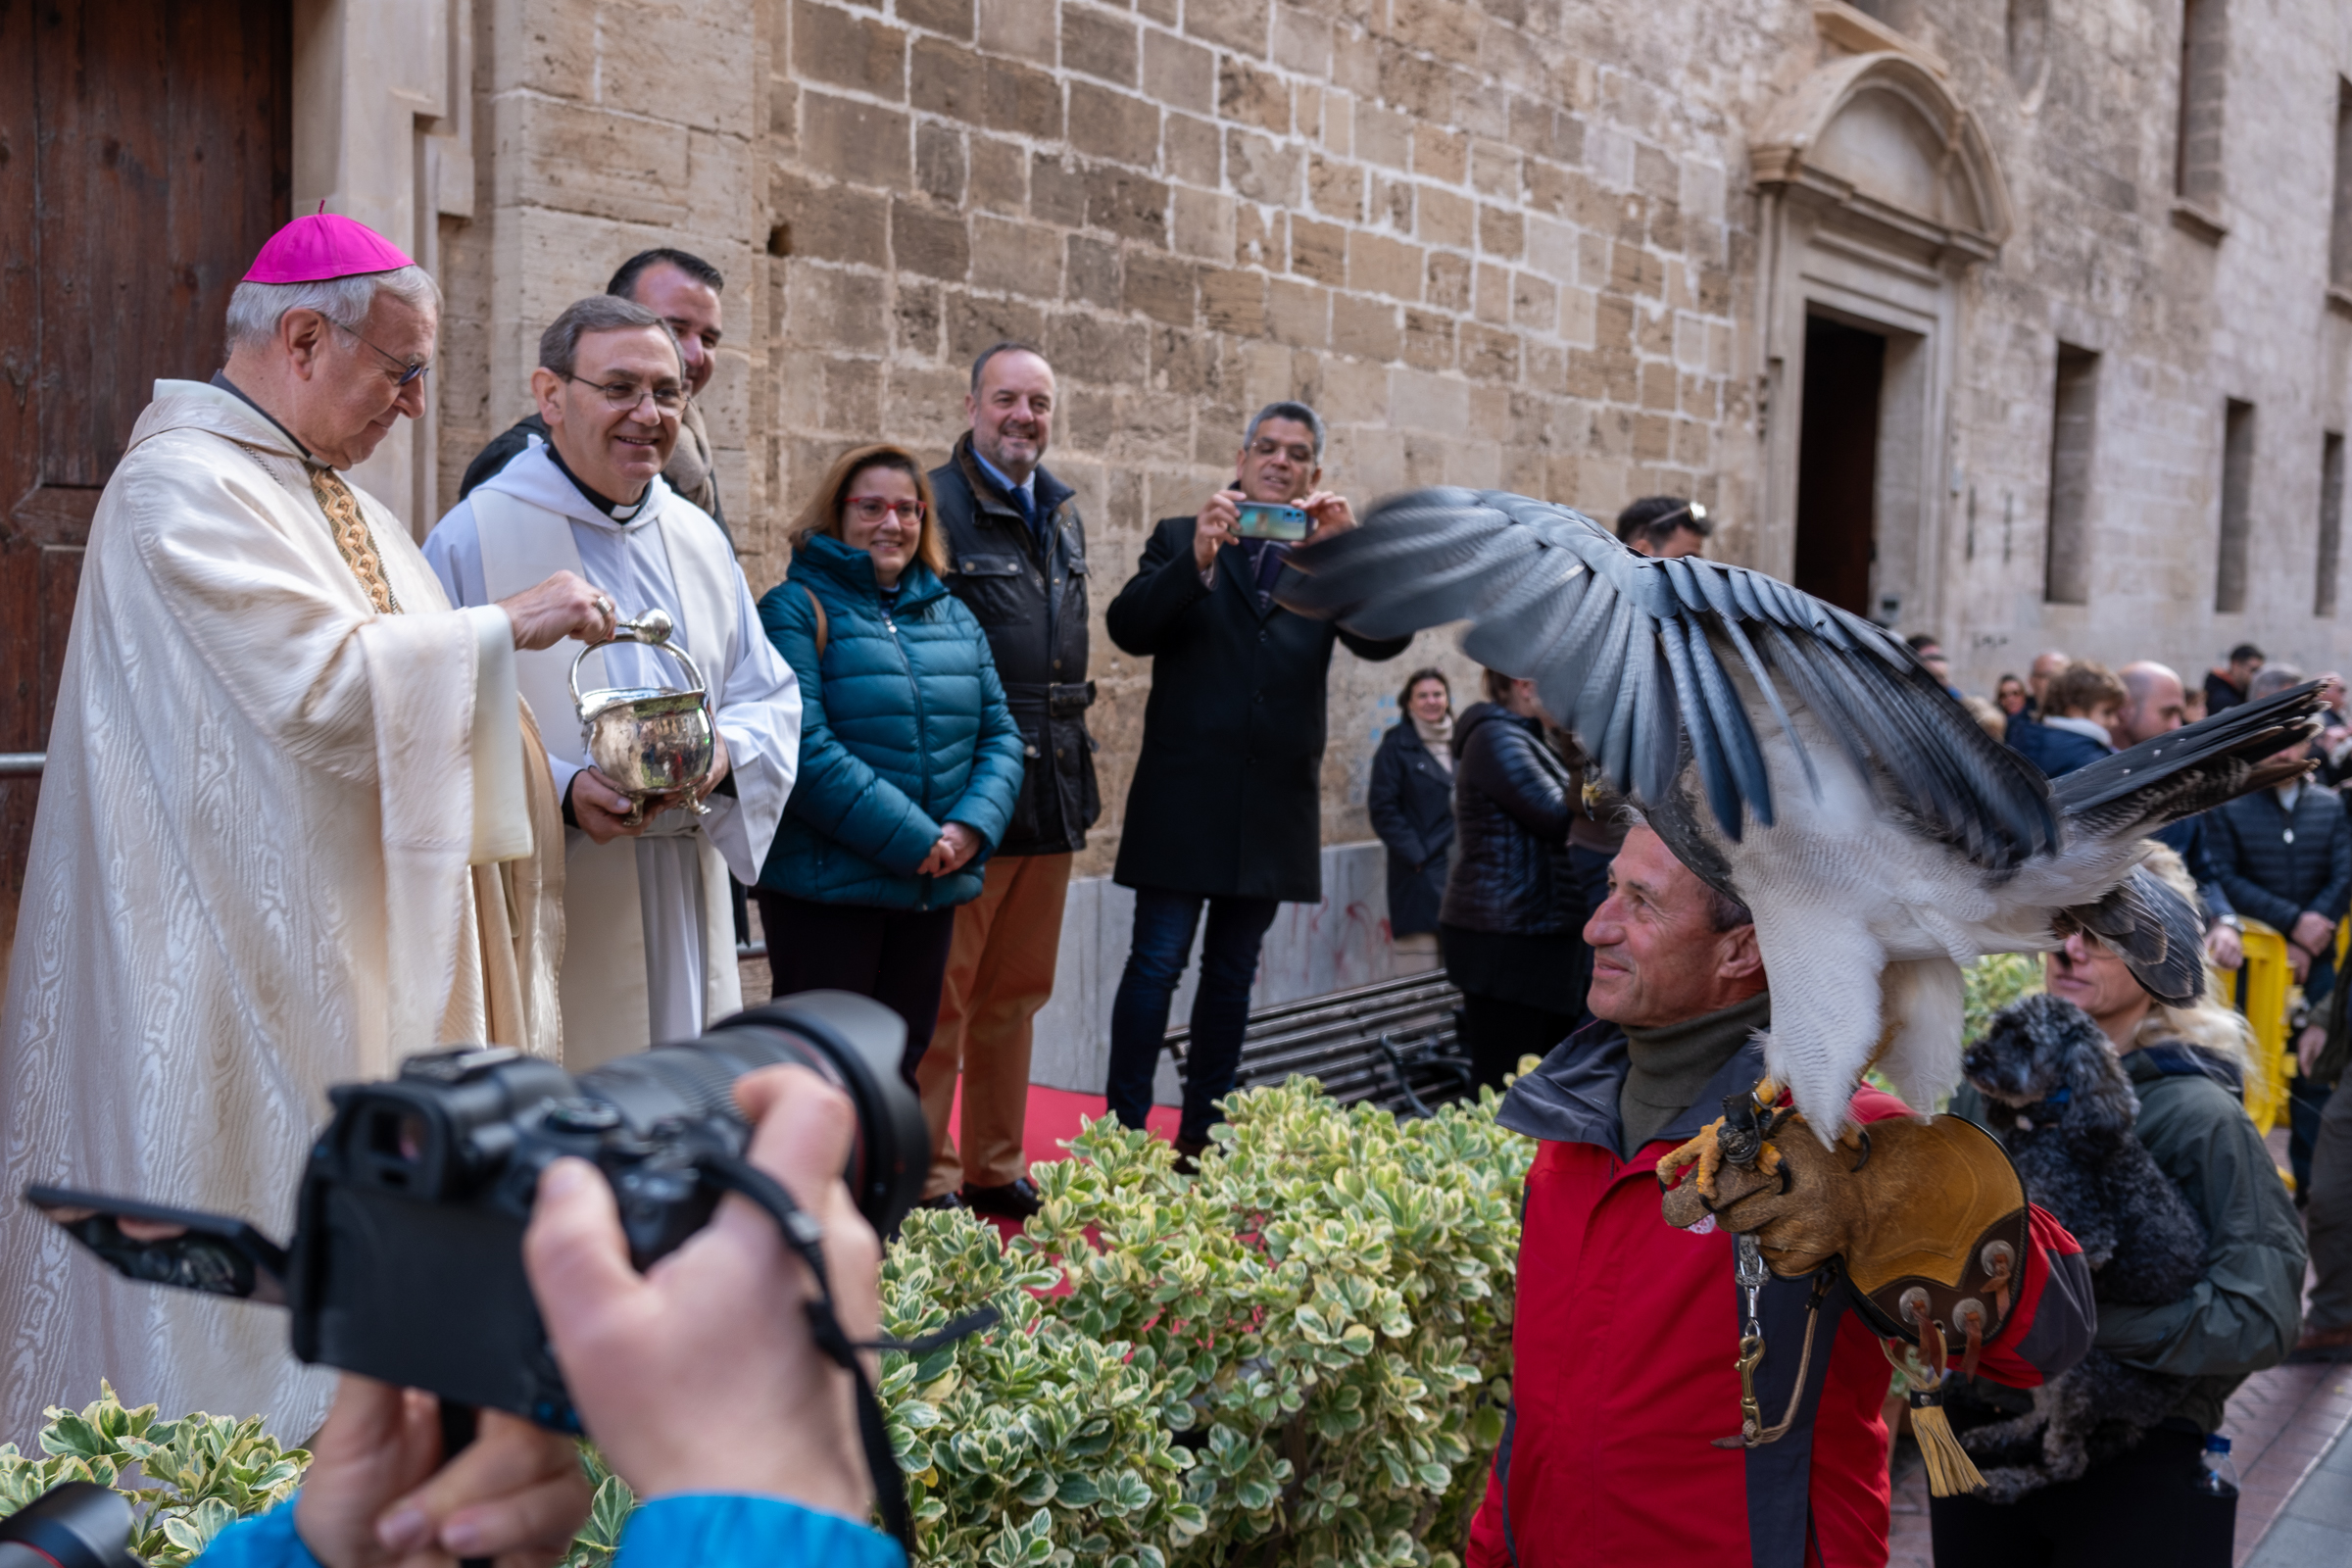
499, 571, 614, 651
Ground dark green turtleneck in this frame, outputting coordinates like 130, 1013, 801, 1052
1617, 990, 1771, 1158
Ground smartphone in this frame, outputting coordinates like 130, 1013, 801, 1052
1233, 501, 1312, 541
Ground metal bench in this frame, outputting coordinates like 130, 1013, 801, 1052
1164, 970, 1475, 1117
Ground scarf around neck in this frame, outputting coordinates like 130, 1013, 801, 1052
1619, 990, 1772, 1157
1414, 712, 1456, 772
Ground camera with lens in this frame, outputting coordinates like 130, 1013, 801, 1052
26, 991, 925, 1435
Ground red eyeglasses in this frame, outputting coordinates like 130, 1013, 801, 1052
845, 496, 925, 523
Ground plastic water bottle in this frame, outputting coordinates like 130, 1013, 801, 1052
2196, 1434, 2239, 1497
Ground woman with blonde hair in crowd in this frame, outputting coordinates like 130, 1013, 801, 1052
754, 444, 1025, 1091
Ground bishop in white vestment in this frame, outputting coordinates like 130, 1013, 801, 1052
0, 216, 609, 1445
424, 296, 800, 1070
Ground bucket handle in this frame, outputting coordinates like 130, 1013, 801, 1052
568, 608, 709, 715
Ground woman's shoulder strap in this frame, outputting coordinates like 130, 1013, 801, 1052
802, 583, 829, 657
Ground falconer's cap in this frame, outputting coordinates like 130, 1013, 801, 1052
242, 210, 414, 284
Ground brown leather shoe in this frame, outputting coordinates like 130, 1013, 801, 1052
2288, 1323, 2352, 1363
961, 1178, 1043, 1220
1172, 1136, 1210, 1176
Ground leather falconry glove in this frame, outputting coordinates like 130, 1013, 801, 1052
1657, 1083, 2032, 1496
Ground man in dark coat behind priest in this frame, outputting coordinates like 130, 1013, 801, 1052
1100, 401, 1410, 1160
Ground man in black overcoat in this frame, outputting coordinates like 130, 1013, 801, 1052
1102, 401, 1410, 1157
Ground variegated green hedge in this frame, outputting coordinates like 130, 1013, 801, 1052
4, 1081, 1533, 1568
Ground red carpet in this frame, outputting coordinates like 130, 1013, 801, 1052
945, 1081, 1183, 1171
940, 1083, 1181, 1249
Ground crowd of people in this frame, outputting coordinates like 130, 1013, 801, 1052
1, 210, 2342, 1568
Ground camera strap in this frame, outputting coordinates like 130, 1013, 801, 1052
694, 1152, 998, 1555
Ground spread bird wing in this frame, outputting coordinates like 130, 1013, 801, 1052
1280, 488, 2059, 866
2051, 681, 2328, 842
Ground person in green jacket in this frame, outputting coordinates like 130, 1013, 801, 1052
1935, 846, 2305, 1564
755, 444, 1024, 1085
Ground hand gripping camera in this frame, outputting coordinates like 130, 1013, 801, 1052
24, 992, 967, 1551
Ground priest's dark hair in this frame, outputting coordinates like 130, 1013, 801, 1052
539, 295, 685, 382
608, 248, 725, 299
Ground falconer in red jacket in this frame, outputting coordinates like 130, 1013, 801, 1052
1467, 825, 2094, 1568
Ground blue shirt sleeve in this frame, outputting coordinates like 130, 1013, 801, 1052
197, 1501, 318, 1567
199, 1494, 903, 1568
617, 1494, 906, 1568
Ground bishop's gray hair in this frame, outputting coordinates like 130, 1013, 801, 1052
1245, 400, 1327, 460
538, 295, 683, 381
224, 267, 443, 352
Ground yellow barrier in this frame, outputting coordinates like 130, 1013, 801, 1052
2226, 918, 2293, 1138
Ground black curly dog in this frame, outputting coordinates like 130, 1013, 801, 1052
1952, 993, 2209, 1503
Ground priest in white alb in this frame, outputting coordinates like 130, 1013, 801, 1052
0, 215, 614, 1444
424, 296, 800, 1069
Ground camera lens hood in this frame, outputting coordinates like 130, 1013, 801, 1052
706, 991, 929, 1237
0, 1483, 139, 1568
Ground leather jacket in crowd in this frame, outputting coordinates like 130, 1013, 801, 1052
1441, 702, 1579, 936
930, 433, 1100, 857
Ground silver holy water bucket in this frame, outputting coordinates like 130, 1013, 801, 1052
568, 608, 715, 827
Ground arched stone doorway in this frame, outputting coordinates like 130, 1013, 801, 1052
1750, 51, 2012, 635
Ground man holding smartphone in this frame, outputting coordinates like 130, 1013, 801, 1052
1102, 403, 1411, 1163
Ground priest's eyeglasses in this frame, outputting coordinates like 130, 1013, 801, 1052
561, 373, 690, 415
330, 319, 431, 387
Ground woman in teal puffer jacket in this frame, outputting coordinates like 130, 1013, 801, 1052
755, 443, 1024, 1081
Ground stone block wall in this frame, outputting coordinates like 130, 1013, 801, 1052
757, 0, 1752, 869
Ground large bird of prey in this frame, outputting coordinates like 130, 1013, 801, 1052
1280, 491, 2323, 1140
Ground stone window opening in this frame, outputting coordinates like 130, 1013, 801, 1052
2320, 433, 2346, 618
2329, 78, 2352, 296
2175, 0, 2228, 214
2006, 0, 2050, 98
2043, 344, 2099, 607
2216, 399, 2257, 615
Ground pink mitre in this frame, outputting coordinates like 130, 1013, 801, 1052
243, 211, 414, 284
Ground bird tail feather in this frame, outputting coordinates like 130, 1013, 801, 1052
1877, 956, 1967, 1116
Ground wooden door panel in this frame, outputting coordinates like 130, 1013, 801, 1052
0, 0, 290, 918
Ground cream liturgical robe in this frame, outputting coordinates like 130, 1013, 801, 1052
0, 380, 564, 1446
424, 443, 799, 1070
